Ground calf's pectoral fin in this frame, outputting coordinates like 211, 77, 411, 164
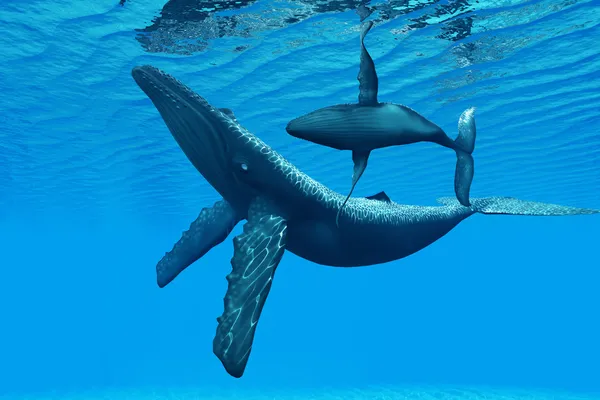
357, 20, 378, 106
156, 199, 241, 288
337, 150, 371, 226
213, 197, 288, 378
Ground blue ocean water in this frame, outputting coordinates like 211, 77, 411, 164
1, 0, 599, 398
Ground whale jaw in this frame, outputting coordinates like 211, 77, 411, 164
132, 65, 239, 201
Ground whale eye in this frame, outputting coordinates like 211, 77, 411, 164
232, 155, 251, 176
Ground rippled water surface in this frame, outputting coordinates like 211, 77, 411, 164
1, 0, 599, 398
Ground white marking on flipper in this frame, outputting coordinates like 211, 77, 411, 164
213, 198, 287, 378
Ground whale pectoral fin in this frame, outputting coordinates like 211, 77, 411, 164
357, 20, 378, 106
219, 107, 237, 121
337, 150, 371, 226
213, 198, 288, 378
366, 191, 391, 203
156, 199, 240, 288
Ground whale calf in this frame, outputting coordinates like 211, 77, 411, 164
131, 65, 599, 379
286, 21, 476, 224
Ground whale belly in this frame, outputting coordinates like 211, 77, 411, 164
286, 103, 445, 151
285, 219, 346, 265
286, 213, 468, 267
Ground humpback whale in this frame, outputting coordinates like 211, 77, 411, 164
131, 65, 599, 379
286, 21, 476, 224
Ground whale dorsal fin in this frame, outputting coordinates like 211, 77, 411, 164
357, 21, 378, 106
219, 107, 237, 121
366, 191, 391, 203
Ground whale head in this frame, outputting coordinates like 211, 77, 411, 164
132, 65, 268, 210
285, 104, 363, 150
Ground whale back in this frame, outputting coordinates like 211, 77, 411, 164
286, 103, 445, 151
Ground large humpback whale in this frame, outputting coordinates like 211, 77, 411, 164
131, 65, 599, 379
286, 21, 476, 224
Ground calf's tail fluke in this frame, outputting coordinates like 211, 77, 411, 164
453, 107, 477, 208
437, 196, 600, 216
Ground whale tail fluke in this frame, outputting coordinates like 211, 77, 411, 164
437, 196, 600, 216
453, 107, 477, 208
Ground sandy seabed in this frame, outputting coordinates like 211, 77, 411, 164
4, 385, 600, 400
